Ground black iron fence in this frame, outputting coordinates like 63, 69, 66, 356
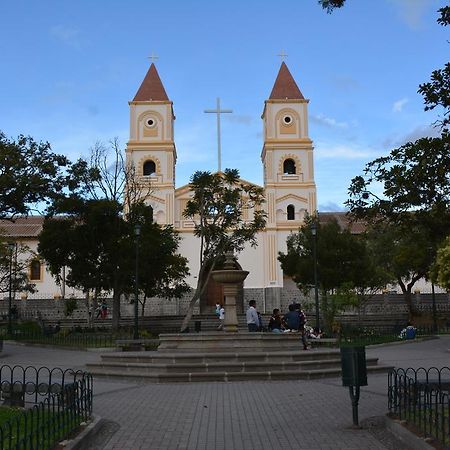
0, 365, 93, 450
388, 366, 450, 448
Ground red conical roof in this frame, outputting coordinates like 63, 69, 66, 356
133, 63, 169, 101
269, 62, 304, 100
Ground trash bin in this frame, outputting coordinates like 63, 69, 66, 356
340, 346, 367, 387
195, 321, 201, 333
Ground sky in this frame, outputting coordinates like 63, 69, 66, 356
1, 0, 448, 211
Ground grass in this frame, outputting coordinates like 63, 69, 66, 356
0, 406, 23, 426
0, 404, 86, 449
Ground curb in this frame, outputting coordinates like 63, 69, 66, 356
62, 415, 104, 449
384, 416, 434, 450
366, 336, 438, 349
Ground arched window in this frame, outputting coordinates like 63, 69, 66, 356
143, 160, 156, 176
30, 259, 41, 281
283, 158, 296, 174
287, 204, 295, 221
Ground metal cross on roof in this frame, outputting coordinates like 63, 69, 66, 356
277, 50, 288, 62
204, 97, 233, 173
147, 52, 159, 63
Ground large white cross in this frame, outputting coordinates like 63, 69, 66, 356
204, 98, 233, 173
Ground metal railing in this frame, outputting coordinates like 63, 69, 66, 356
0, 365, 93, 450
388, 367, 450, 448
0, 365, 93, 405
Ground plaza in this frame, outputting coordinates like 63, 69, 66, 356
2, 336, 449, 449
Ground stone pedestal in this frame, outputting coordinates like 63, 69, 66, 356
211, 269, 249, 332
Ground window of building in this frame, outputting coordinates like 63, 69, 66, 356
143, 160, 156, 176
287, 204, 295, 220
30, 259, 42, 281
283, 159, 296, 175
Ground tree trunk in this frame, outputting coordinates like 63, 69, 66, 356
112, 289, 121, 330
85, 292, 92, 327
180, 262, 215, 332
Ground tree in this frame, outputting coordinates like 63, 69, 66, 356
366, 224, 433, 315
0, 133, 69, 220
278, 216, 391, 330
39, 200, 189, 328
346, 5, 450, 311
0, 240, 35, 296
435, 235, 450, 290
42, 138, 158, 328
318, 0, 346, 13
180, 169, 266, 332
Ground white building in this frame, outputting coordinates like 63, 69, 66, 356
125, 62, 317, 311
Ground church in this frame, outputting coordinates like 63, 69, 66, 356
1, 62, 358, 313
126, 61, 317, 311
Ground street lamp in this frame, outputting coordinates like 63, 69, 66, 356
7, 242, 16, 336
311, 222, 320, 330
134, 224, 141, 340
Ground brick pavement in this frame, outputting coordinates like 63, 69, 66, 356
2, 337, 449, 449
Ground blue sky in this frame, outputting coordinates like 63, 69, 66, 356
1, 0, 448, 211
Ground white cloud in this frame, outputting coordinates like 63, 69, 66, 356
381, 123, 440, 149
392, 97, 409, 112
318, 201, 347, 212
315, 143, 372, 160
387, 0, 433, 29
311, 114, 348, 129
50, 25, 82, 48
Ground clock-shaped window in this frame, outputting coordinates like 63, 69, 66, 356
145, 117, 156, 128
283, 115, 293, 125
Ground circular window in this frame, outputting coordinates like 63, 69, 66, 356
283, 115, 293, 125
145, 118, 156, 128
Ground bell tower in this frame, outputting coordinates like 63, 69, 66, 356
261, 62, 317, 286
126, 63, 176, 225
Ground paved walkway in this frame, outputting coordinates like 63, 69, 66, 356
1, 337, 449, 449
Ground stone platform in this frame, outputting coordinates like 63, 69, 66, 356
86, 332, 393, 383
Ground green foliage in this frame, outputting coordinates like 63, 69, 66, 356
436, 235, 450, 290
180, 169, 266, 330
38, 200, 189, 308
322, 284, 358, 333
64, 298, 78, 317
278, 215, 390, 295
318, 0, 346, 13
184, 169, 266, 266
345, 6, 450, 313
0, 132, 69, 219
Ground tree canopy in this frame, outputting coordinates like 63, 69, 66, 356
278, 216, 392, 330
0, 133, 69, 220
180, 169, 266, 331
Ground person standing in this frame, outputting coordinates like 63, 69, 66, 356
217, 305, 225, 330
246, 300, 259, 332
295, 303, 308, 350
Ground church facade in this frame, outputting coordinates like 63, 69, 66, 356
126, 62, 317, 310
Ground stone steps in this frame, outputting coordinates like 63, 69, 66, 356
86, 333, 393, 383
87, 363, 390, 383
99, 348, 340, 364
87, 355, 381, 374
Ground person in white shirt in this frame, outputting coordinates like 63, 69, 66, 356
217, 305, 225, 330
246, 300, 259, 332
